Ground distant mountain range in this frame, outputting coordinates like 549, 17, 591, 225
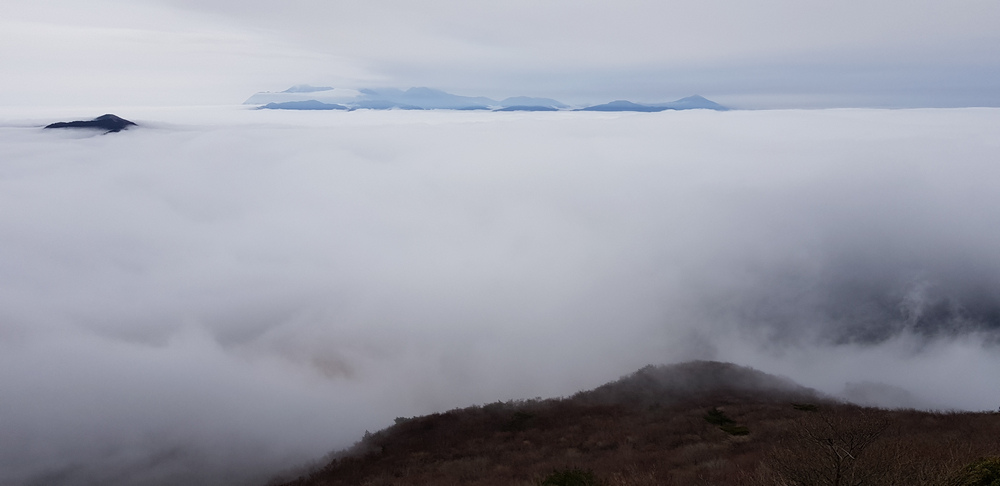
246, 86, 729, 112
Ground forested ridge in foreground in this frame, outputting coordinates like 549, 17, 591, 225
269, 361, 1000, 486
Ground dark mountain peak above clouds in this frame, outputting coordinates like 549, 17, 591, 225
44, 114, 137, 133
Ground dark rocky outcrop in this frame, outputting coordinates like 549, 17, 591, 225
44, 114, 137, 133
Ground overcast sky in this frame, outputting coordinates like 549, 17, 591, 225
3, 0, 999, 107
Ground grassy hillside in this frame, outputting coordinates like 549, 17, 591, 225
269, 361, 1000, 486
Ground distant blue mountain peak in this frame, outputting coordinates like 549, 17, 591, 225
281, 85, 335, 93
258, 100, 348, 111
655, 95, 729, 111
579, 96, 729, 112
578, 100, 666, 112
494, 105, 560, 112
499, 96, 568, 109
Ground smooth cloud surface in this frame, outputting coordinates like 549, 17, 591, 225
2, 107, 1000, 485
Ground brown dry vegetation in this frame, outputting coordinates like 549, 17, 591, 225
270, 361, 1000, 486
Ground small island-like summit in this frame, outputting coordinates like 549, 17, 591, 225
44, 114, 137, 133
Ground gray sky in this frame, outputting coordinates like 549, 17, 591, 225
3, 0, 999, 107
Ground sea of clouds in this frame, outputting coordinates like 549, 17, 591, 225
1, 107, 999, 485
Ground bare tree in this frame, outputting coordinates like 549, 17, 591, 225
769, 407, 892, 486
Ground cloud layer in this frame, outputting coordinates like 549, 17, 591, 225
2, 107, 1000, 485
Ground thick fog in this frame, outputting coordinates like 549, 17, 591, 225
2, 107, 999, 485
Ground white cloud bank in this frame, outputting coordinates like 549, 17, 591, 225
1, 107, 1000, 485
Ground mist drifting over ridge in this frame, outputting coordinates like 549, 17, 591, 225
2, 107, 1000, 485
